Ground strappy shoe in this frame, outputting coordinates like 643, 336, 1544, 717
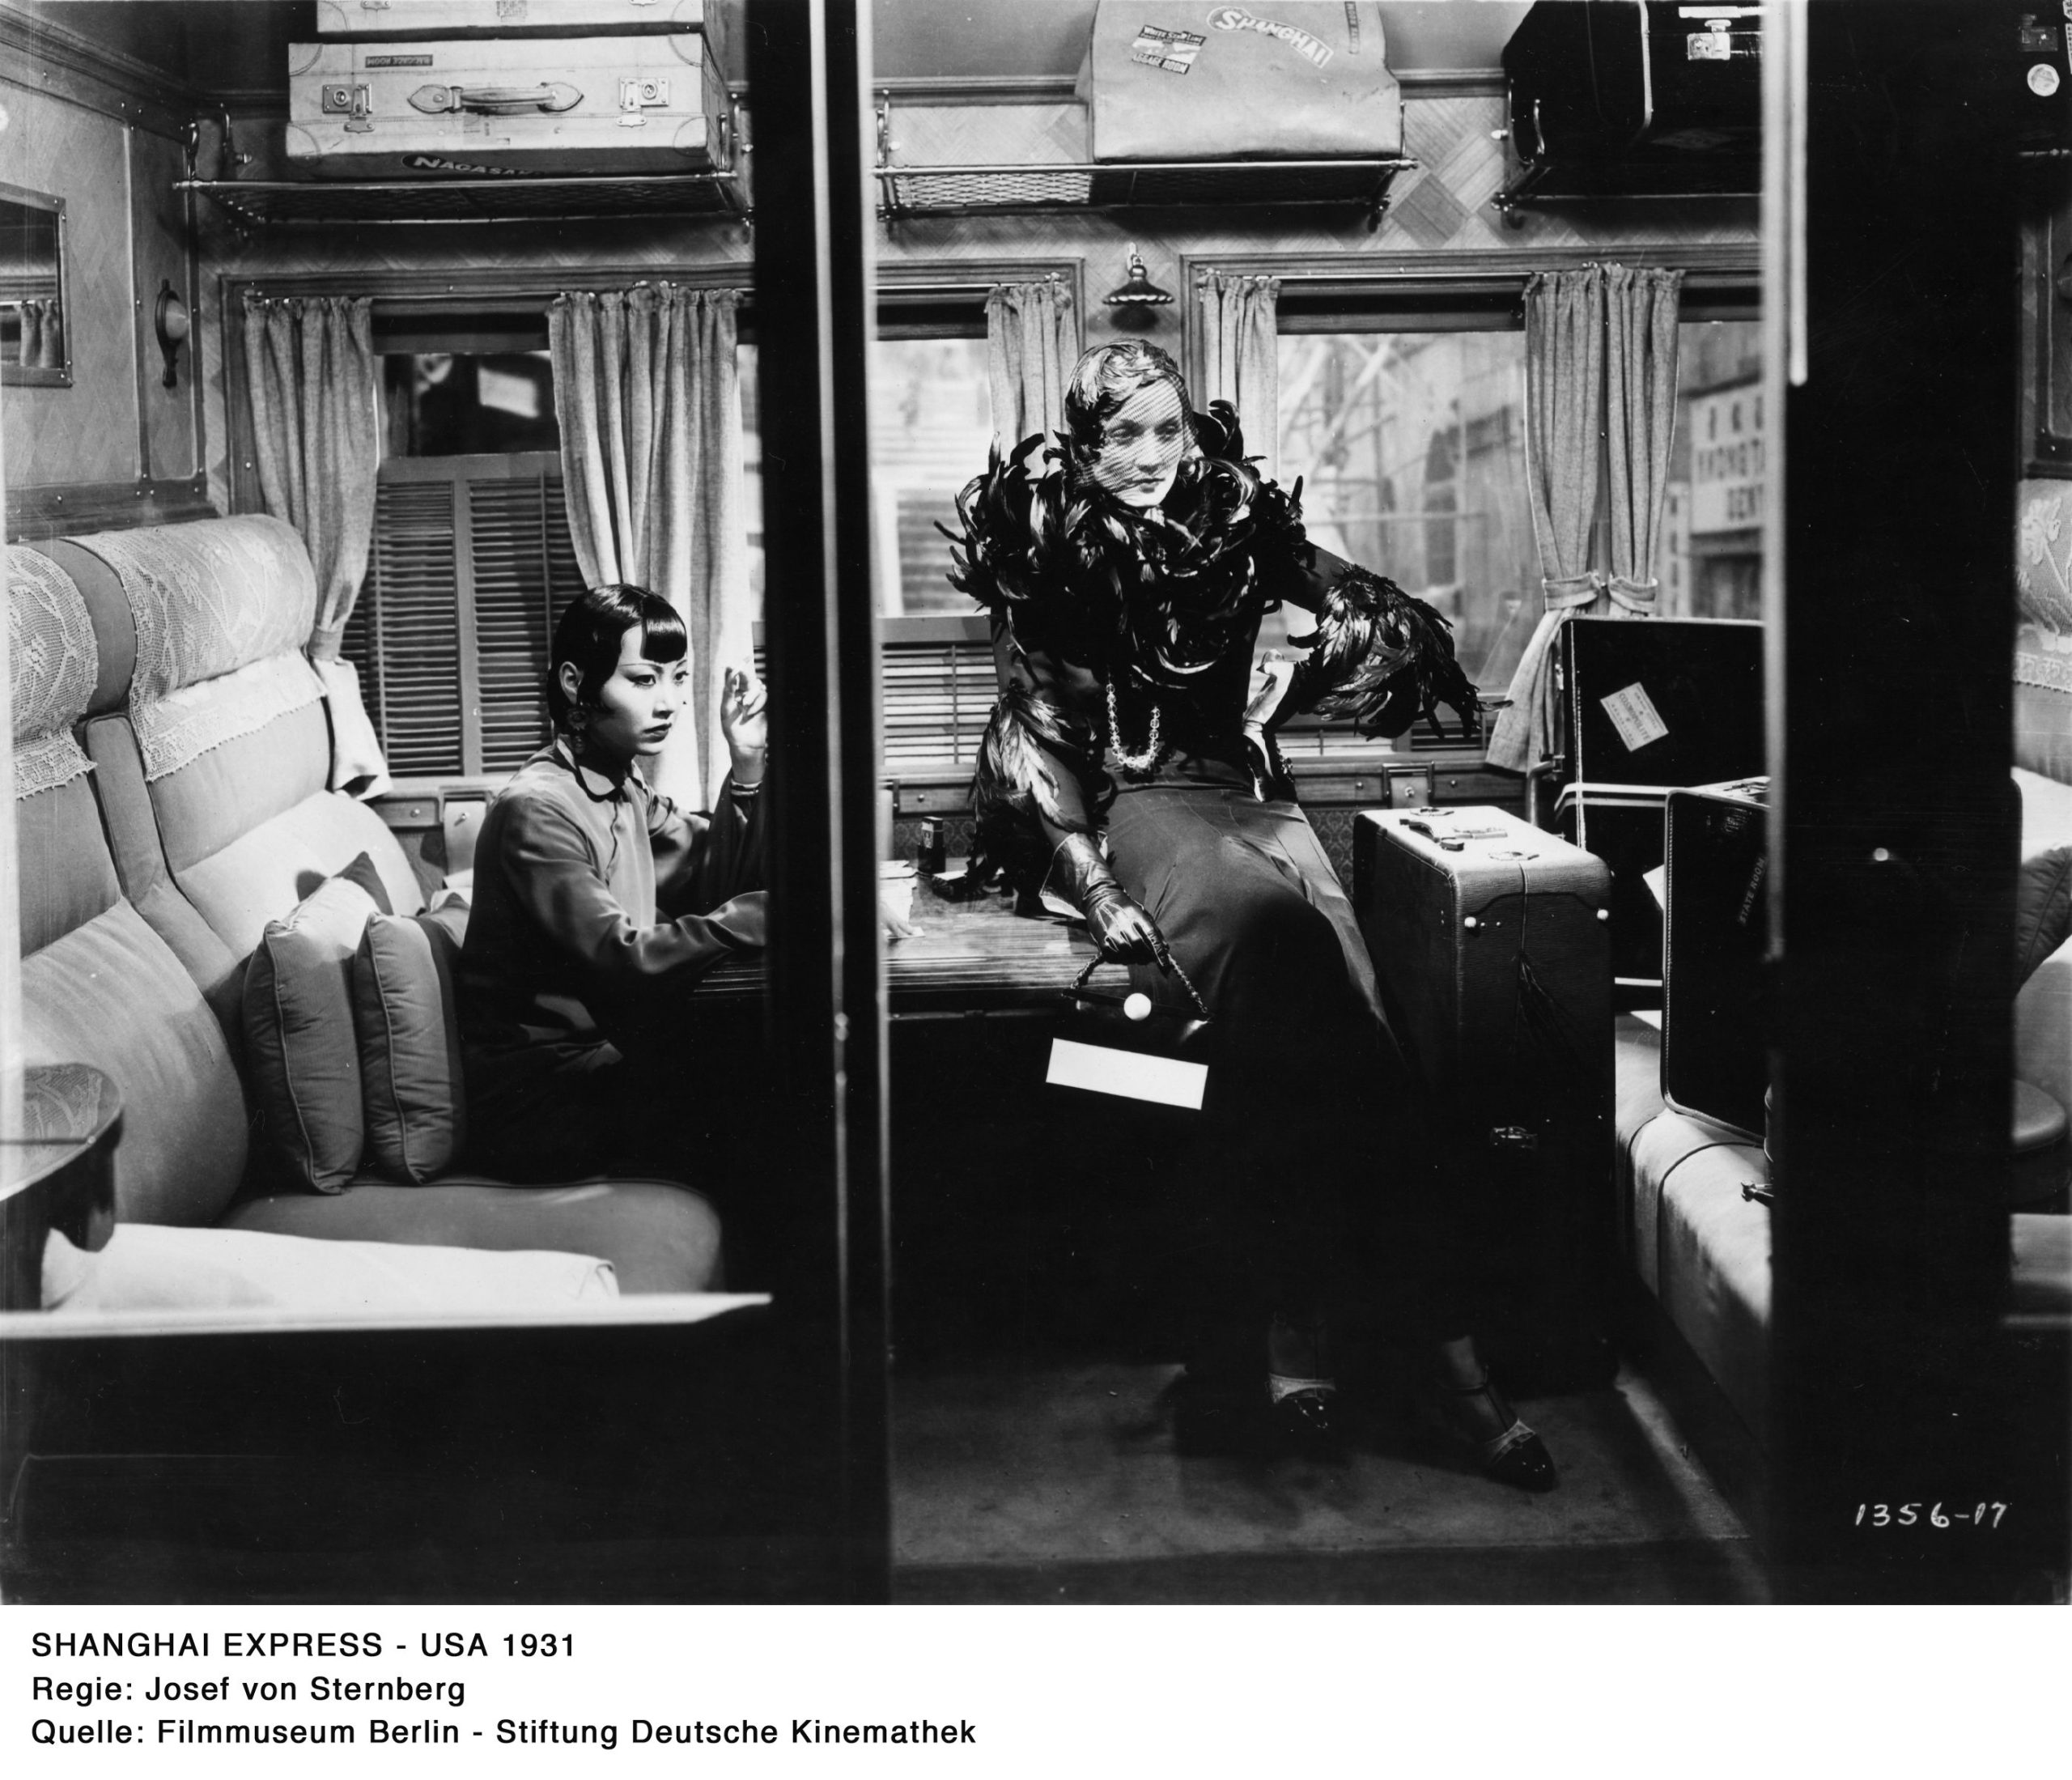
1420, 1370, 1556, 1493
1267, 1377, 1344, 1456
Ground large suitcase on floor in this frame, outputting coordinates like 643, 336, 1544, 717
1662, 777, 1770, 1138
1078, 1, 1403, 163
1354, 806, 1616, 1385
286, 34, 730, 178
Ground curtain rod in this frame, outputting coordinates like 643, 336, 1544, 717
880, 274, 1064, 299
1247, 266, 1759, 286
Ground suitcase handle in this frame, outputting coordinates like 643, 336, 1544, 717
409, 83, 584, 117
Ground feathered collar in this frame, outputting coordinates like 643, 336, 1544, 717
945, 402, 1308, 688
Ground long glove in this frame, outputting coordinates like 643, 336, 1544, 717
1047, 831, 1166, 964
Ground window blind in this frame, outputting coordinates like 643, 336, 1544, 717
752, 627, 997, 775
350, 452, 576, 777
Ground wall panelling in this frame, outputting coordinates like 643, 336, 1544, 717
0, 79, 138, 486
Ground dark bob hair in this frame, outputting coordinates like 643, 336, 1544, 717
546, 583, 688, 734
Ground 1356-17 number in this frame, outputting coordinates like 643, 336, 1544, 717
1855, 1502, 2008, 1529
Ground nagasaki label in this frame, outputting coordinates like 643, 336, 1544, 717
1601, 682, 1671, 754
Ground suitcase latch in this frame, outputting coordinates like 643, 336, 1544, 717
321, 83, 375, 134
619, 76, 671, 126
1489, 1127, 1540, 1153
1385, 763, 1436, 809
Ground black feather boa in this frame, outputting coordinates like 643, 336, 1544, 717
943, 403, 1479, 740
937, 406, 1480, 898
943, 403, 1300, 695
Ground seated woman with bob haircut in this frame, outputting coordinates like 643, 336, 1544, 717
458, 583, 769, 1194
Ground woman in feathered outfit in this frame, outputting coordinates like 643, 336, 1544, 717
945, 340, 1553, 1489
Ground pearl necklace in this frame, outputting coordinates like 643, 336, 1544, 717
1106, 678, 1166, 773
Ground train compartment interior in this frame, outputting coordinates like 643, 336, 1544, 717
0, 0, 2066, 1608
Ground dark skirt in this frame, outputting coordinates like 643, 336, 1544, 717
1100, 776, 1471, 1338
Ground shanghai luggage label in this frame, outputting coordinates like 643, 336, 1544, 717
1353, 805, 1617, 1385
286, 36, 730, 179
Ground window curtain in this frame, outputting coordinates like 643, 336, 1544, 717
241, 293, 388, 797
550, 284, 747, 805
984, 279, 1079, 451
1487, 268, 1609, 775
1603, 266, 1686, 622
1195, 272, 1281, 478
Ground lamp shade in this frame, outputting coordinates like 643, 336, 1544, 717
1103, 247, 1173, 311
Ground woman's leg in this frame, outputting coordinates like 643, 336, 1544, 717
1104, 789, 1382, 1428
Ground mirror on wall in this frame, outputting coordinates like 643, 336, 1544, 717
0, 182, 70, 389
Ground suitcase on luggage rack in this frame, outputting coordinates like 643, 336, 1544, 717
286, 34, 731, 178
1354, 806, 1616, 1386
1077, 0, 1403, 164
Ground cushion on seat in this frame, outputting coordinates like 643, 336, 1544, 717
42, 1223, 618, 1316
224, 1177, 722, 1294
23, 900, 249, 1227
243, 867, 383, 1195
355, 912, 467, 1182
176, 783, 423, 962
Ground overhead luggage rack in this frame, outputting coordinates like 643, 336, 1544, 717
176, 172, 746, 229
877, 159, 1416, 227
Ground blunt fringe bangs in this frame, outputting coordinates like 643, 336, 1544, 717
546, 584, 686, 733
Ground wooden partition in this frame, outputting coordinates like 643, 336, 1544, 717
1767, 1, 2054, 1600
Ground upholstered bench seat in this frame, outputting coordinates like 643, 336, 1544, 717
1615, 953, 2072, 1447
9, 519, 728, 1306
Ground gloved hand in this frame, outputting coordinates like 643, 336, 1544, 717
1082, 878, 1165, 963
1048, 831, 1167, 965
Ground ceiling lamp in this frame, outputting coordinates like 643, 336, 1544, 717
1103, 246, 1173, 316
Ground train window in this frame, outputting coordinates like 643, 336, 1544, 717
740, 336, 996, 775
873, 337, 993, 618
1666, 319, 1765, 620
1274, 307, 1765, 708
1277, 329, 1533, 699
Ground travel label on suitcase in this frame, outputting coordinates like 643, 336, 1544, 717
286, 36, 730, 178
1077, 2, 1403, 163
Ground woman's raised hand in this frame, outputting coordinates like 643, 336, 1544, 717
720, 664, 768, 777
